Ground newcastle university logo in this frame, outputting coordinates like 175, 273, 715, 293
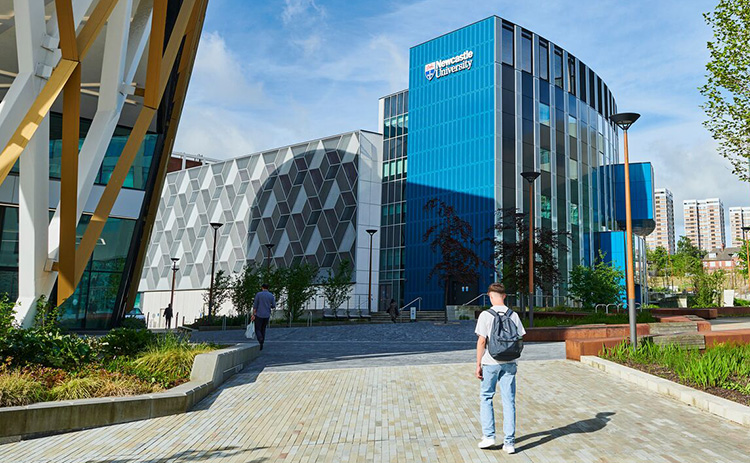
424, 50, 474, 81
424, 62, 436, 80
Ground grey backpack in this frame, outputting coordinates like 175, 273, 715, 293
487, 309, 524, 361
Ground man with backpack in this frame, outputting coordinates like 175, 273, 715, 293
475, 282, 526, 454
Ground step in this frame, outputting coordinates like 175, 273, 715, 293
651, 333, 705, 349
648, 322, 698, 336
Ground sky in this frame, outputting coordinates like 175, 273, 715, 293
173, 0, 746, 244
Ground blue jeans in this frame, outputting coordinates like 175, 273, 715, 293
479, 362, 517, 445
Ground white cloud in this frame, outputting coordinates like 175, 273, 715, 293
190, 32, 266, 108
282, 0, 325, 25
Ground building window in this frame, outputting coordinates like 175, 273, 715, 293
521, 30, 532, 73
569, 158, 578, 180
541, 195, 552, 219
540, 149, 551, 172
553, 48, 563, 88
502, 24, 514, 65
567, 56, 576, 95
539, 40, 549, 81
570, 203, 579, 225
579, 61, 587, 103
539, 103, 550, 126
568, 115, 577, 138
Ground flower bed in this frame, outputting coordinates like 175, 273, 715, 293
0, 297, 216, 408
601, 341, 750, 406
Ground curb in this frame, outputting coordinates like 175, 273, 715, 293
0, 343, 260, 442
580, 356, 750, 427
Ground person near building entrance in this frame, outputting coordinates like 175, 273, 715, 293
474, 282, 526, 454
387, 299, 399, 322
164, 303, 173, 330
252, 284, 275, 350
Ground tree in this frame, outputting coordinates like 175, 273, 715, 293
700, 0, 750, 180
422, 198, 487, 314
492, 207, 569, 294
692, 267, 726, 307
736, 239, 749, 278
231, 264, 263, 316
320, 259, 354, 312
672, 236, 704, 277
202, 269, 232, 316
568, 251, 625, 309
285, 261, 318, 321
647, 246, 669, 278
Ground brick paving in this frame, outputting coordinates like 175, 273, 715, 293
2, 323, 749, 462
2, 358, 749, 462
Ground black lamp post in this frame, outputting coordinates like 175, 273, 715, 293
264, 243, 275, 270
208, 222, 223, 319
611, 112, 640, 350
366, 229, 378, 314
521, 171, 541, 327
169, 257, 179, 328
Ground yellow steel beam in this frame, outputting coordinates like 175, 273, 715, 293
54, 0, 78, 61
123, 0, 210, 317
74, 0, 199, 285
0, 59, 78, 185
76, 0, 120, 60
0, 0, 120, 188
145, 0, 167, 107
57, 63, 81, 306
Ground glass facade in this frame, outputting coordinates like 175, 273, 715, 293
403, 16, 625, 309
0, 112, 157, 329
379, 90, 408, 309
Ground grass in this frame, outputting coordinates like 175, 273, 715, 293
522, 312, 656, 327
602, 341, 750, 396
0, 332, 217, 407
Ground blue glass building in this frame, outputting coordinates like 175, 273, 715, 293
377, 16, 653, 309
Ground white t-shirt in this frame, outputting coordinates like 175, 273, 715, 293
475, 305, 527, 365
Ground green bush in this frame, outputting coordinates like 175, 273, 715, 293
189, 314, 247, 327
524, 311, 655, 327
0, 370, 49, 406
734, 297, 750, 307
119, 317, 147, 330
4, 328, 96, 370
100, 328, 156, 359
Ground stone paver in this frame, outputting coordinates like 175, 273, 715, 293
3, 359, 749, 462
710, 317, 750, 331
190, 321, 565, 371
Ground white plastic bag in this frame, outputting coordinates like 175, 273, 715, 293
245, 321, 256, 339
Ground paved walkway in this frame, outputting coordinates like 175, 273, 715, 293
710, 317, 750, 331
3, 323, 749, 462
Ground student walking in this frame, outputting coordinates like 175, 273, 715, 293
252, 284, 275, 350
164, 303, 173, 330
474, 282, 526, 454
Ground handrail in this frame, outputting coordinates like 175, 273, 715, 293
594, 303, 607, 314
462, 293, 488, 307
398, 297, 422, 322
605, 303, 619, 315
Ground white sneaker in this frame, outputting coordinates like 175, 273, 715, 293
503, 444, 516, 454
478, 437, 495, 449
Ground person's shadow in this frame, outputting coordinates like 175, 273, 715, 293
515, 412, 616, 452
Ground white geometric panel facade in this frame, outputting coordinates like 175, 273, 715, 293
139, 131, 383, 305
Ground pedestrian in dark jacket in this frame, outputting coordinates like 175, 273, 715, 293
164, 303, 173, 330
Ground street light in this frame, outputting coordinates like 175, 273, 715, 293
742, 226, 750, 292
366, 229, 378, 315
208, 222, 223, 319
611, 112, 641, 350
169, 257, 179, 329
264, 243, 275, 270
521, 171, 541, 327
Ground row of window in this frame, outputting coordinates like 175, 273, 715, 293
383, 159, 407, 180
500, 20, 616, 119
383, 114, 409, 140
383, 91, 409, 121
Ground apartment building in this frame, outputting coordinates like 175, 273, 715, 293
684, 198, 726, 252
729, 207, 750, 247
646, 188, 675, 254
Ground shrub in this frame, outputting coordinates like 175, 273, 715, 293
119, 317, 147, 330
0, 370, 48, 406
100, 328, 156, 359
734, 297, 750, 307
4, 328, 96, 370
50, 370, 158, 401
0, 293, 16, 340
